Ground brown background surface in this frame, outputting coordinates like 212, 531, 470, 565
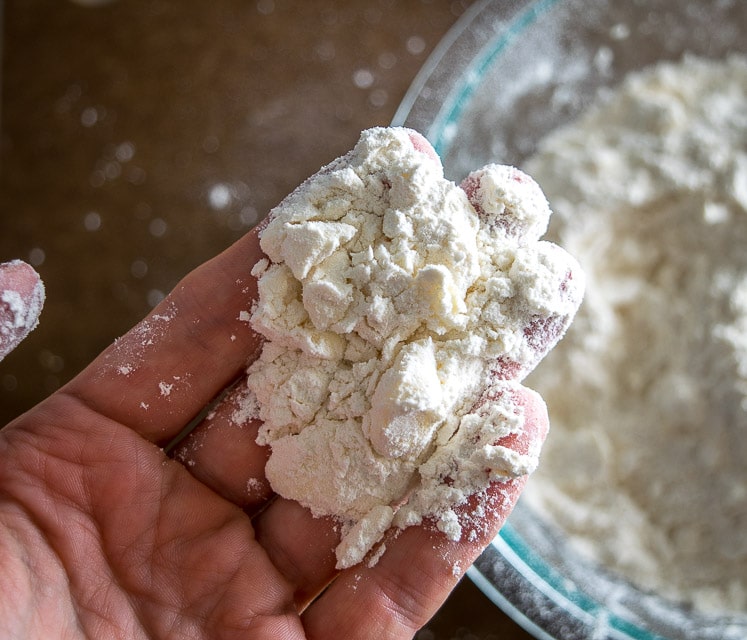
0, 1, 535, 637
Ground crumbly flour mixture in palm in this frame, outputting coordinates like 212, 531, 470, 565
245, 127, 583, 568
524, 55, 747, 613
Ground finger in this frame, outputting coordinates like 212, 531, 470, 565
171, 382, 344, 608
301, 386, 548, 639
302, 515, 510, 639
405, 130, 442, 166
61, 227, 265, 443
459, 165, 551, 244
493, 242, 584, 381
252, 497, 341, 611
172, 380, 273, 510
0, 260, 45, 361
458, 164, 585, 382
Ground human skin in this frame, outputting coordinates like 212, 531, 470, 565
0, 202, 549, 640
0, 260, 45, 362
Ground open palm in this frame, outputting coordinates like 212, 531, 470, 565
0, 228, 548, 639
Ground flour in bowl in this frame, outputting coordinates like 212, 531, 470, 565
523, 54, 747, 613
244, 127, 583, 568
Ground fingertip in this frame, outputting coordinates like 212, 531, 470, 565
515, 385, 550, 446
0, 259, 44, 296
0, 260, 46, 360
460, 165, 551, 242
451, 387, 549, 549
405, 129, 441, 166
486, 384, 548, 461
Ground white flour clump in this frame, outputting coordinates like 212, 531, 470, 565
523, 54, 747, 613
245, 127, 584, 568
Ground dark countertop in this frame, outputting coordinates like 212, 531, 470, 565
0, 1, 534, 637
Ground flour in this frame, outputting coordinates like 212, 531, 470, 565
523, 54, 747, 613
245, 127, 583, 568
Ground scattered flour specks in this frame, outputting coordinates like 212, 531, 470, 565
231, 387, 260, 426
159, 382, 174, 397
104, 301, 179, 376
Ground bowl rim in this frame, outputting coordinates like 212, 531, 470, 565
392, 0, 562, 156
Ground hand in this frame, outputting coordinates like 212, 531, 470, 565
0, 226, 548, 639
0, 260, 45, 361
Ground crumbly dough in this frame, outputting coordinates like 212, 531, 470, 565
524, 55, 747, 613
246, 127, 583, 568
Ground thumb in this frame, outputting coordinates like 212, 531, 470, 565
0, 260, 45, 361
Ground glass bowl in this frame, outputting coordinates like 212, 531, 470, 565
393, 1, 747, 638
